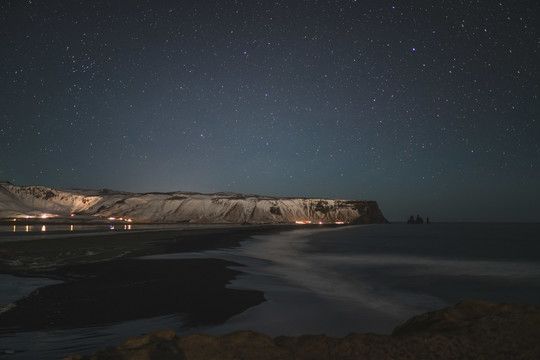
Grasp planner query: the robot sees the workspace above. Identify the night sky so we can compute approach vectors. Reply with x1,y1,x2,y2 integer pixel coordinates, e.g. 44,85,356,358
1,1,538,222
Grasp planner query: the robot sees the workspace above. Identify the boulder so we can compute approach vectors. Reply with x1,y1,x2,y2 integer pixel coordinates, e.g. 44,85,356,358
63,300,540,360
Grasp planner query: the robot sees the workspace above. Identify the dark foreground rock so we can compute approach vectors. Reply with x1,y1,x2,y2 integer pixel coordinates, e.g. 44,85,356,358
64,300,540,360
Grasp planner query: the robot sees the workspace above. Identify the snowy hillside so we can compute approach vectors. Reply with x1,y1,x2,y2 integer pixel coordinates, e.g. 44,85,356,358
0,182,388,224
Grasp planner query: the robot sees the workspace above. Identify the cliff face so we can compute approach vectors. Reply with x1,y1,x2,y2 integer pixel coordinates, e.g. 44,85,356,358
0,182,388,224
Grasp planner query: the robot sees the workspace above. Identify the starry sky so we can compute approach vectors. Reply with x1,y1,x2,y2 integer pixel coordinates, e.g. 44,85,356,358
1,1,539,222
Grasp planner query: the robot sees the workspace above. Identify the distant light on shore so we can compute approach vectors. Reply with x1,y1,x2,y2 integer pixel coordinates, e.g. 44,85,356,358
107,216,133,222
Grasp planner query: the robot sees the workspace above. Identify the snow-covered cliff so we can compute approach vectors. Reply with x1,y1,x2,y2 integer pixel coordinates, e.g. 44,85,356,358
0,182,388,224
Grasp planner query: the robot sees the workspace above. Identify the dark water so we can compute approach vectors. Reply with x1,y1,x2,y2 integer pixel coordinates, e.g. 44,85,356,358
1,223,539,359
351,224,537,304
306,223,540,305
199,223,540,337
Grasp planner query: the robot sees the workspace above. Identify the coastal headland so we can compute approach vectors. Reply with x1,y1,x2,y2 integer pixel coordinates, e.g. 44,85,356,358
0,182,389,225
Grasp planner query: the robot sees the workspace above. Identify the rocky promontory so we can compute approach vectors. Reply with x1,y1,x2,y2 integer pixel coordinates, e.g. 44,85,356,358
0,182,388,224
64,300,540,360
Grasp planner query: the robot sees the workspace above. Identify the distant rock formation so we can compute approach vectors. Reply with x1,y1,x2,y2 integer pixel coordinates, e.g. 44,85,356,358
63,300,540,360
0,183,388,224
407,214,424,224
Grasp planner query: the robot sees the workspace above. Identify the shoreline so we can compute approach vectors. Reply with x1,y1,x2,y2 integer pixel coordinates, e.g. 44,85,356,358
0,258,266,334
0,224,304,336
1,223,540,359
0,224,301,276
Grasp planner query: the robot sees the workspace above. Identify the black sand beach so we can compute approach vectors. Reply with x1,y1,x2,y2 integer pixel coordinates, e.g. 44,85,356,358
0,258,265,333
0,225,294,334
0,225,295,275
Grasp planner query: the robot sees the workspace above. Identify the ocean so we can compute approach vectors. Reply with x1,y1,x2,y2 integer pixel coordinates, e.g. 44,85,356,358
1,223,539,359
178,222,540,336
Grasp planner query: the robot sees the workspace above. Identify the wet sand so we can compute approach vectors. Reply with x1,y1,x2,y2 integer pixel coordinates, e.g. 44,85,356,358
0,225,296,334
0,258,265,333
0,225,296,274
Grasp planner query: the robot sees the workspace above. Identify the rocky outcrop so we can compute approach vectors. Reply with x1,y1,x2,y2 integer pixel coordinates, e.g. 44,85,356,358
64,300,540,360
0,182,388,224
407,214,424,224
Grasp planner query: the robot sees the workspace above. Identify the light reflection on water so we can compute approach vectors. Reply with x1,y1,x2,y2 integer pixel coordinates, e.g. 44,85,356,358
0,224,138,242
1,223,237,236
4,224,134,234
0,223,238,243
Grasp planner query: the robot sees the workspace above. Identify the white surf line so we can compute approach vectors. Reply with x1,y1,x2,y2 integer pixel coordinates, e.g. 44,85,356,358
226,232,416,317
141,226,448,317
307,253,540,279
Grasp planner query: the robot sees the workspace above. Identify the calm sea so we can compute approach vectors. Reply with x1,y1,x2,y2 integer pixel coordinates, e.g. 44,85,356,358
1,223,539,359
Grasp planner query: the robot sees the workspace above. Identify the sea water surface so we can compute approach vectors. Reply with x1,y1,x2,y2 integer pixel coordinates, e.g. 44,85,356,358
1,223,539,359
152,223,540,336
